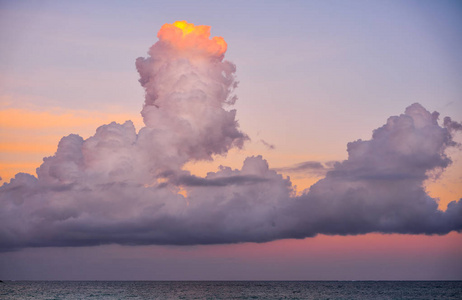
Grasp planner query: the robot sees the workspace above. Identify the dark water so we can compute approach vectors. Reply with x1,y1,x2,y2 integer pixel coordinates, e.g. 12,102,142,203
1,281,461,299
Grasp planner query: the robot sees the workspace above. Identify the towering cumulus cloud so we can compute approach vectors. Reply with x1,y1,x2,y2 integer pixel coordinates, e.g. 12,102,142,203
136,21,246,168
0,21,461,251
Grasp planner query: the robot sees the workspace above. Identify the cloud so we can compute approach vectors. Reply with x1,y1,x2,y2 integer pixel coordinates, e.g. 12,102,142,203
444,116,462,133
135,21,247,165
260,139,275,150
172,174,269,187
287,103,462,237
273,161,336,176
0,21,461,251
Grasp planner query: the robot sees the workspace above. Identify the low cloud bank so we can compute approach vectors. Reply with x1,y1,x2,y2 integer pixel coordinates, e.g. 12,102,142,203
1,21,461,251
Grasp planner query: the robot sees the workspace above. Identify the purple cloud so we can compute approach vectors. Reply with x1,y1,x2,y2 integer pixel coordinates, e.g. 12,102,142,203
0,24,461,251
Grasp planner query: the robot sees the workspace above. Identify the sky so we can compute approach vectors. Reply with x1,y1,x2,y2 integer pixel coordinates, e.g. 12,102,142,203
0,0,462,280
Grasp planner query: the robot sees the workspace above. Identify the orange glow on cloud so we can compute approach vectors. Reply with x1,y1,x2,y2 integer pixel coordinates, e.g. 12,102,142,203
178,187,188,200
158,21,227,57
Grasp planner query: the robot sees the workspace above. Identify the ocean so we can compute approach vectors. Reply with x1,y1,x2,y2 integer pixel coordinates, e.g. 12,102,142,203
1,281,461,299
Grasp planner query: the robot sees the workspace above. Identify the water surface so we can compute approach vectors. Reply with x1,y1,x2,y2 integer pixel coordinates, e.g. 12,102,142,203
1,280,461,299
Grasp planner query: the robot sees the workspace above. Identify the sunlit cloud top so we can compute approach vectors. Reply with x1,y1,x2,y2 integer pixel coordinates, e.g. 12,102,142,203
157,20,227,57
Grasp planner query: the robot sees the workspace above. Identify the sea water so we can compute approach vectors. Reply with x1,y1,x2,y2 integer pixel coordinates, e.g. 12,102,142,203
1,281,461,299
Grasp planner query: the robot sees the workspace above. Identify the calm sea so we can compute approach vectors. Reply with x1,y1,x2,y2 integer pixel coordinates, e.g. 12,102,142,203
0,281,461,299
